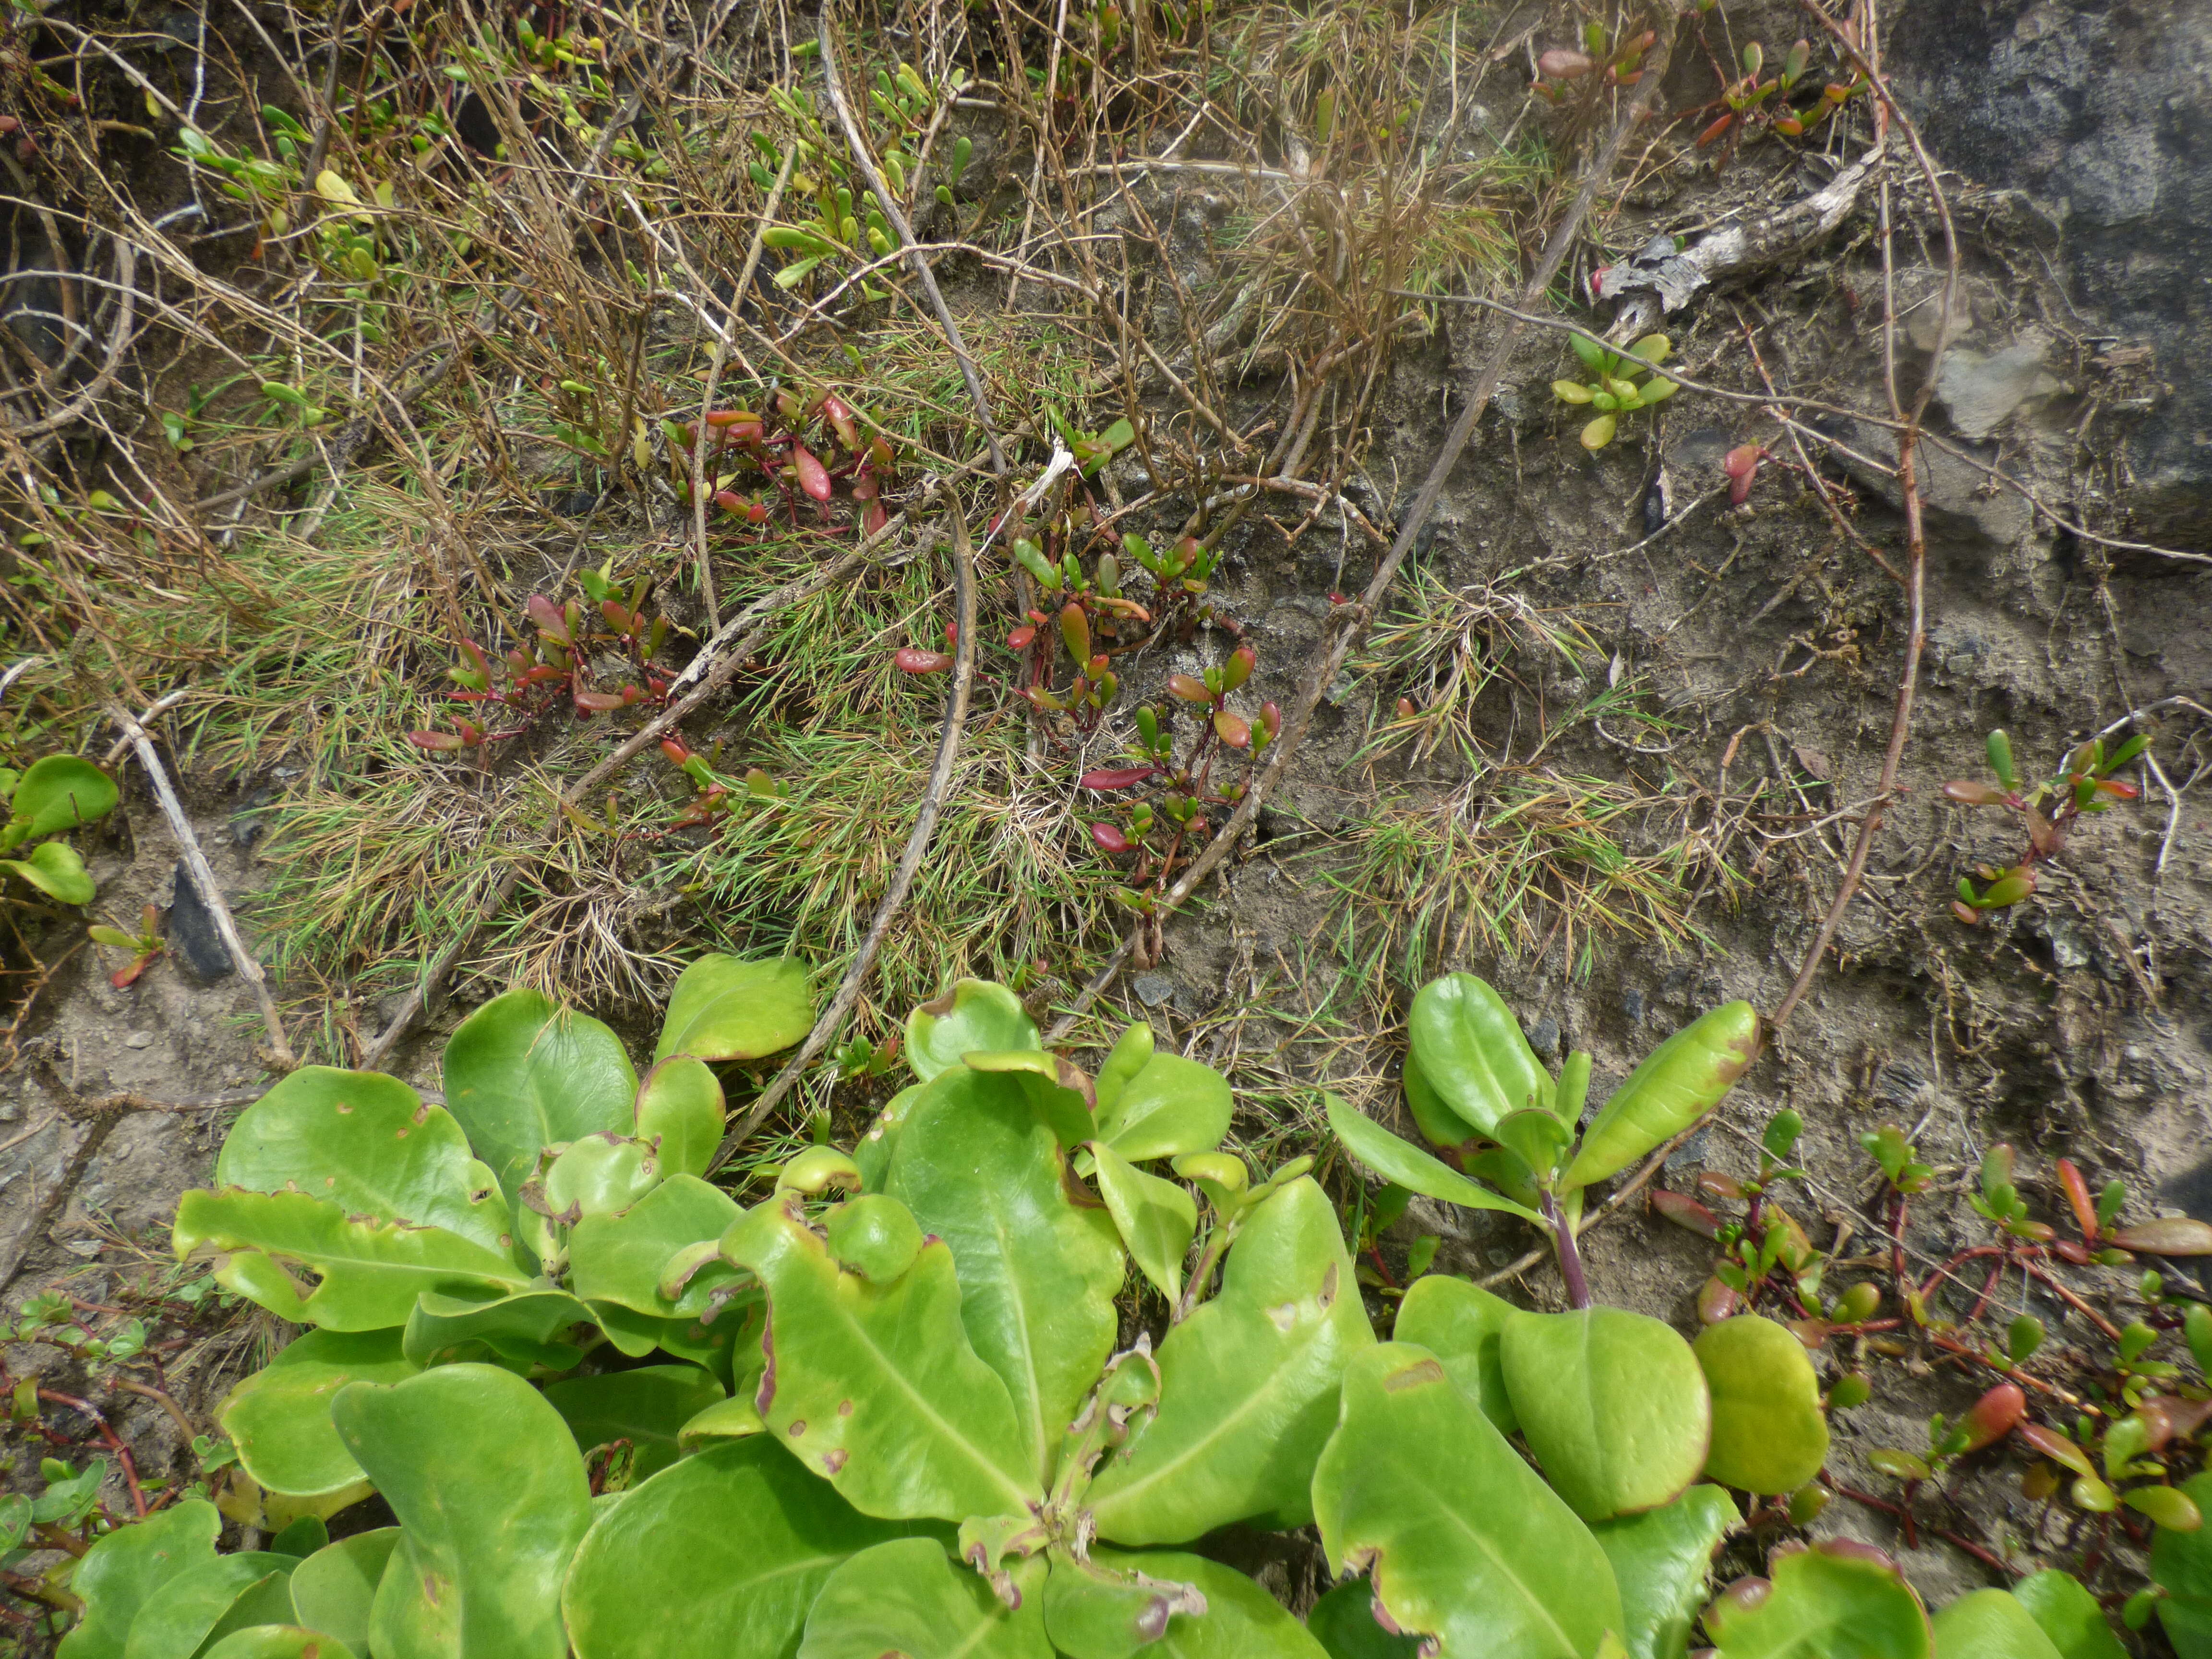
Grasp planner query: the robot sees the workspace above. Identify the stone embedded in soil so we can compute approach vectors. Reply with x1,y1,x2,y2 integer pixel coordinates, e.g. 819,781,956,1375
1132,973,1174,1009
167,857,235,982
1526,1016,1561,1059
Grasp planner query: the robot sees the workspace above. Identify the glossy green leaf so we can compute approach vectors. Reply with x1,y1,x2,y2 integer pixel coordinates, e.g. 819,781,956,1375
906,979,1039,1080
4,839,95,902
676,1392,764,1448
1094,1023,1155,1118
1711,1542,1928,1659
1406,973,1554,1139
2010,1570,2128,1659
57,1499,220,1659
543,1364,723,1480
1694,1316,1829,1494
335,1364,593,1659
219,1329,421,1496
175,1189,529,1330
568,1173,744,1316
401,1286,595,1369
633,1057,724,1180
201,1629,359,1659
1088,1177,1376,1544
961,1049,1099,1149
1088,1550,1330,1657
2153,1472,2212,1657
1932,1590,2064,1659
121,1554,296,1659
1393,1274,1518,1434
722,1195,1041,1523
1324,1095,1543,1224
288,1529,399,1658
1043,1551,1200,1658
1590,1485,1739,1659
1304,1580,1421,1659
266,1518,327,1562
654,954,814,1064
854,1082,925,1190
215,1068,512,1254
1090,1140,1195,1304
1313,1342,1623,1659
797,1538,1048,1659
9,755,119,841
1565,1003,1759,1190
564,1438,924,1659
1501,1308,1711,1522
883,1067,1123,1482
1400,1052,1472,1151
443,988,637,1201
1093,1053,1233,1163
538,1134,659,1220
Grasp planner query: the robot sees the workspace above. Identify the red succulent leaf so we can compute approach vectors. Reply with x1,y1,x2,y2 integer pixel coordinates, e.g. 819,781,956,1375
820,394,861,451
527,594,572,644
1650,1188,1721,1238
2055,1159,2100,1242
1089,822,1133,854
793,444,833,503
1723,443,1767,505
1940,780,2009,807
1697,112,1736,147
713,489,745,514
894,648,954,674
2096,777,2140,799
1214,710,1251,748
660,739,693,765
1007,625,1038,650
1079,765,1157,791
408,730,469,751
1960,1383,2026,1452
1166,673,1211,704
1538,48,1593,78
574,690,627,713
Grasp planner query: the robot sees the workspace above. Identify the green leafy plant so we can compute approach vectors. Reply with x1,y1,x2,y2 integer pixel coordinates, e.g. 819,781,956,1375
87,903,167,988
0,755,120,905
1686,24,1868,157
1943,728,2145,922
666,386,902,536
1528,22,1659,102
1552,333,1677,450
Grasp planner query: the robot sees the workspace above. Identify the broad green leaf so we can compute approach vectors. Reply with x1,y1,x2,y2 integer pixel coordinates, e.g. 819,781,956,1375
883,1067,1123,1482
1406,972,1553,1139
202,1630,358,1659
1393,1274,1517,1434
1710,1542,1928,1659
1044,1552,1206,1658
215,1068,512,1253
564,1439,924,1659
1400,1052,1473,1150
676,1393,764,1449
1590,1485,1739,1659
543,1364,724,1480
586,1297,750,1377
175,1189,529,1330
538,1134,659,1219
289,1530,399,1657
1094,1023,1154,1118
1088,1177,1376,1544
1693,1316,1829,1494
2154,1473,2212,1658
267,1518,328,1560
57,1499,219,1659
1094,1053,1232,1163
402,1287,595,1369
1565,1003,1759,1190
1323,1095,1543,1224
854,1082,925,1190
122,1554,296,1659
2011,1570,2128,1659
654,954,814,1064
633,1057,724,1179
8,754,119,841
722,1197,1042,1523
1091,1141,1196,1303
219,1329,421,1496
443,987,638,1201
1501,1308,1711,1522
1304,1580,1421,1659
1932,1590,2064,1659
1312,1342,1622,1659
962,1049,1099,1149
1088,1550,1331,1657
906,979,1039,1080
567,1173,744,1316
335,1364,593,1659
4,839,95,902
797,1538,1049,1659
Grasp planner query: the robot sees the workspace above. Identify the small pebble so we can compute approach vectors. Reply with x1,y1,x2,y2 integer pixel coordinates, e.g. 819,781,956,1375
1132,973,1175,1009
1525,1016,1561,1060
1621,986,1646,1024
123,1031,156,1049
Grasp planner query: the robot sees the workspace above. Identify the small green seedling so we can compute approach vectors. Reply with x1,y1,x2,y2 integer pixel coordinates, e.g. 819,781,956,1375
88,903,167,989
1553,332,1677,449
0,755,119,905
1944,727,2145,922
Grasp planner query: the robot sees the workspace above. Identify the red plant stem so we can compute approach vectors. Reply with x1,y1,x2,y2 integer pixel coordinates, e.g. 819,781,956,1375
37,1389,146,1517
1542,1192,1593,1311
1822,1478,2019,1575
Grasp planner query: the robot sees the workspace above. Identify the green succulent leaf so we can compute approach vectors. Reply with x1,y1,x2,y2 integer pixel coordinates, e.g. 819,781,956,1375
443,988,638,1202
565,1440,931,1659
1323,1096,1543,1225
2153,1472,2212,1657
961,1050,1099,1150
1406,973,1555,1139
1569,332,1609,374
1093,1052,1233,1163
401,1287,597,1370
797,1539,1048,1659
543,1364,724,1480
1043,1552,1205,1659
906,978,1040,1080
335,1364,593,1659
1501,1308,1712,1522
1710,1542,1929,1659
288,1530,400,1659
2010,1570,2128,1659
121,1553,298,1659
56,1499,220,1659
1076,1549,1332,1657
654,954,814,1064
1304,1580,1421,1658
1582,413,1619,447
4,839,96,903
201,1630,358,1659
1400,1052,1472,1151
218,1329,421,1497
1693,1315,1829,1494
174,1189,530,1330
883,1066,1123,1483
567,1173,744,1317
721,1195,1042,1523
1393,1273,1519,1434
1091,1140,1197,1304
1565,1002,1760,1190
1094,1022,1155,1118
1589,1485,1740,1659
1313,1343,1623,1659
632,1057,725,1180
539,1134,659,1220
1087,1177,1376,1544
7,754,119,841
1931,1590,2065,1659
215,1068,513,1253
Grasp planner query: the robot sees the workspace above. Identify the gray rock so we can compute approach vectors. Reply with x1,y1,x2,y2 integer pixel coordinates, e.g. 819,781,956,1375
1664,1128,1711,1172
1132,973,1175,1009
167,858,235,982
1935,333,2062,439
1621,986,1646,1025
1525,1016,1561,1060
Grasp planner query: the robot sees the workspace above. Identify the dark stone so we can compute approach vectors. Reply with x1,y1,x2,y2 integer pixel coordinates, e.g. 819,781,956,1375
1621,986,1647,1025
167,859,235,982
1664,1127,1712,1172
1525,1015,1562,1060
1132,973,1175,1009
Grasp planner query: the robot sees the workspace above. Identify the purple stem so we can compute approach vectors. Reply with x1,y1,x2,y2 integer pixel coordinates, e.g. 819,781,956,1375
1542,1191,1592,1310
